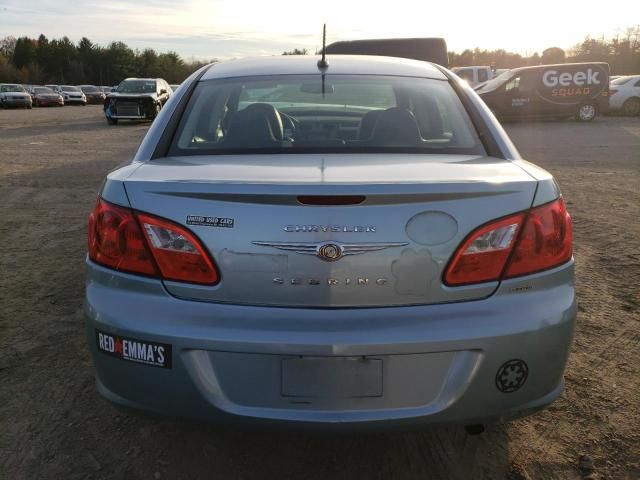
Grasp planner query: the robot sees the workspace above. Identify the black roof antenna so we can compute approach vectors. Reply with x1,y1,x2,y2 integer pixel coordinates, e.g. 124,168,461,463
317,24,329,97
317,24,329,70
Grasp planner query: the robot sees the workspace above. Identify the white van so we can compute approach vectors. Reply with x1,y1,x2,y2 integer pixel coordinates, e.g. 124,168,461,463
451,66,494,86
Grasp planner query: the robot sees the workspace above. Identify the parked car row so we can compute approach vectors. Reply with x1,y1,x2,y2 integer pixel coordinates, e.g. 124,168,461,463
0,82,181,111
1,83,99,108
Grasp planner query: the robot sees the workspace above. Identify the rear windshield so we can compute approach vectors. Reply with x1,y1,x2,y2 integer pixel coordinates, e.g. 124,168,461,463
611,76,632,85
474,71,513,93
170,74,485,156
117,80,156,93
1,84,25,93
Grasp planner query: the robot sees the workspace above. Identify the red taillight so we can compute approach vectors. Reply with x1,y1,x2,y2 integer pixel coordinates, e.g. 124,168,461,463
444,198,572,286
444,212,525,286
504,198,572,278
88,198,219,285
136,213,219,284
88,198,156,276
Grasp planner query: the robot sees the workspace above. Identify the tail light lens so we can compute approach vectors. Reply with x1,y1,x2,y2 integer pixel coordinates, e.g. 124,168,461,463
444,198,572,286
504,198,572,278
88,198,219,285
136,213,219,284
609,89,618,96
88,199,156,276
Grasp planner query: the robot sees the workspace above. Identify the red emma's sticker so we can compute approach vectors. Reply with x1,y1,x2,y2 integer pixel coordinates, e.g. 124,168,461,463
95,329,172,369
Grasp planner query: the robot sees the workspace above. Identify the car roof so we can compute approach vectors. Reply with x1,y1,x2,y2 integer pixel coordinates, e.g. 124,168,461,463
200,55,447,81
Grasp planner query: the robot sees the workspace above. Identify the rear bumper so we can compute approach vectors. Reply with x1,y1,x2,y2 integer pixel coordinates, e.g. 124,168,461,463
2,98,31,107
106,114,149,119
36,98,63,106
85,96,105,104
85,259,576,428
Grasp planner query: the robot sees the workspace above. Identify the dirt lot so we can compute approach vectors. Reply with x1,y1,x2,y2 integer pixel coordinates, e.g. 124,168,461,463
0,106,638,480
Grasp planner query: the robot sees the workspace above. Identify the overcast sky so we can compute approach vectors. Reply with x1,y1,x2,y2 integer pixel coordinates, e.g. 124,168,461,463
1,0,638,60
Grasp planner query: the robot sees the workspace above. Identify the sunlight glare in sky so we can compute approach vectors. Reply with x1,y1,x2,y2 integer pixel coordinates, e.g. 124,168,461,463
1,0,638,59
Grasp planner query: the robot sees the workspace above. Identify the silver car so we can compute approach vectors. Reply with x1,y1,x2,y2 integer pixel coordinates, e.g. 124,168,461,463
86,55,575,429
0,83,33,108
55,85,87,105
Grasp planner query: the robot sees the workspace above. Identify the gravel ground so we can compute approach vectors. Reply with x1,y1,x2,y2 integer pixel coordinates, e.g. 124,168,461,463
0,106,638,480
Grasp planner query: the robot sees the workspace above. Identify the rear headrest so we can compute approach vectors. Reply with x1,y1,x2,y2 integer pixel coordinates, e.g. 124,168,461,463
359,109,383,140
224,103,283,148
370,107,423,146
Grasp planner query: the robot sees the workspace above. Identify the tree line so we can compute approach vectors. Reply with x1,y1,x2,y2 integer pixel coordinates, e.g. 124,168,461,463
0,35,214,85
1,28,638,86
448,26,640,74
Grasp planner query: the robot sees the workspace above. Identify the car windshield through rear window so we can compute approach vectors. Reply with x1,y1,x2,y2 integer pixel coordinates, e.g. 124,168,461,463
117,80,156,93
171,74,485,156
610,76,632,86
1,84,26,92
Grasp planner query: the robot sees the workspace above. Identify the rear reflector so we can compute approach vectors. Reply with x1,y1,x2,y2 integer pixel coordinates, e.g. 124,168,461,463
88,198,219,285
444,198,572,286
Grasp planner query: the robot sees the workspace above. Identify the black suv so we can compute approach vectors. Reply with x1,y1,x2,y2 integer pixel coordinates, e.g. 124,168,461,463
104,78,171,125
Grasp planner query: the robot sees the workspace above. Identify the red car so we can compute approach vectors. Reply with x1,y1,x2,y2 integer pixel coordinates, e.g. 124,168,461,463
79,85,106,104
32,86,64,107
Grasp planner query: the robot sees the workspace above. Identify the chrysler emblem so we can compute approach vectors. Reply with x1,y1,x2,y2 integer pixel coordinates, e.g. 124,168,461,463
318,243,343,261
252,240,408,262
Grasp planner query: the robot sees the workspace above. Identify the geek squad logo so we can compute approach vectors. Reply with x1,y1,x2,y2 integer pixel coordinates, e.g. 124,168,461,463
542,68,602,98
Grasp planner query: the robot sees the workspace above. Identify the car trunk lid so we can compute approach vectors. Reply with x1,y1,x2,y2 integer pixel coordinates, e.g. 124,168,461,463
123,154,537,307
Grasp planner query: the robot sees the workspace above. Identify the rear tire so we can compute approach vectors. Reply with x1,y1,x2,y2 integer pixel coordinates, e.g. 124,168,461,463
575,102,597,122
622,98,640,116
106,117,118,125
